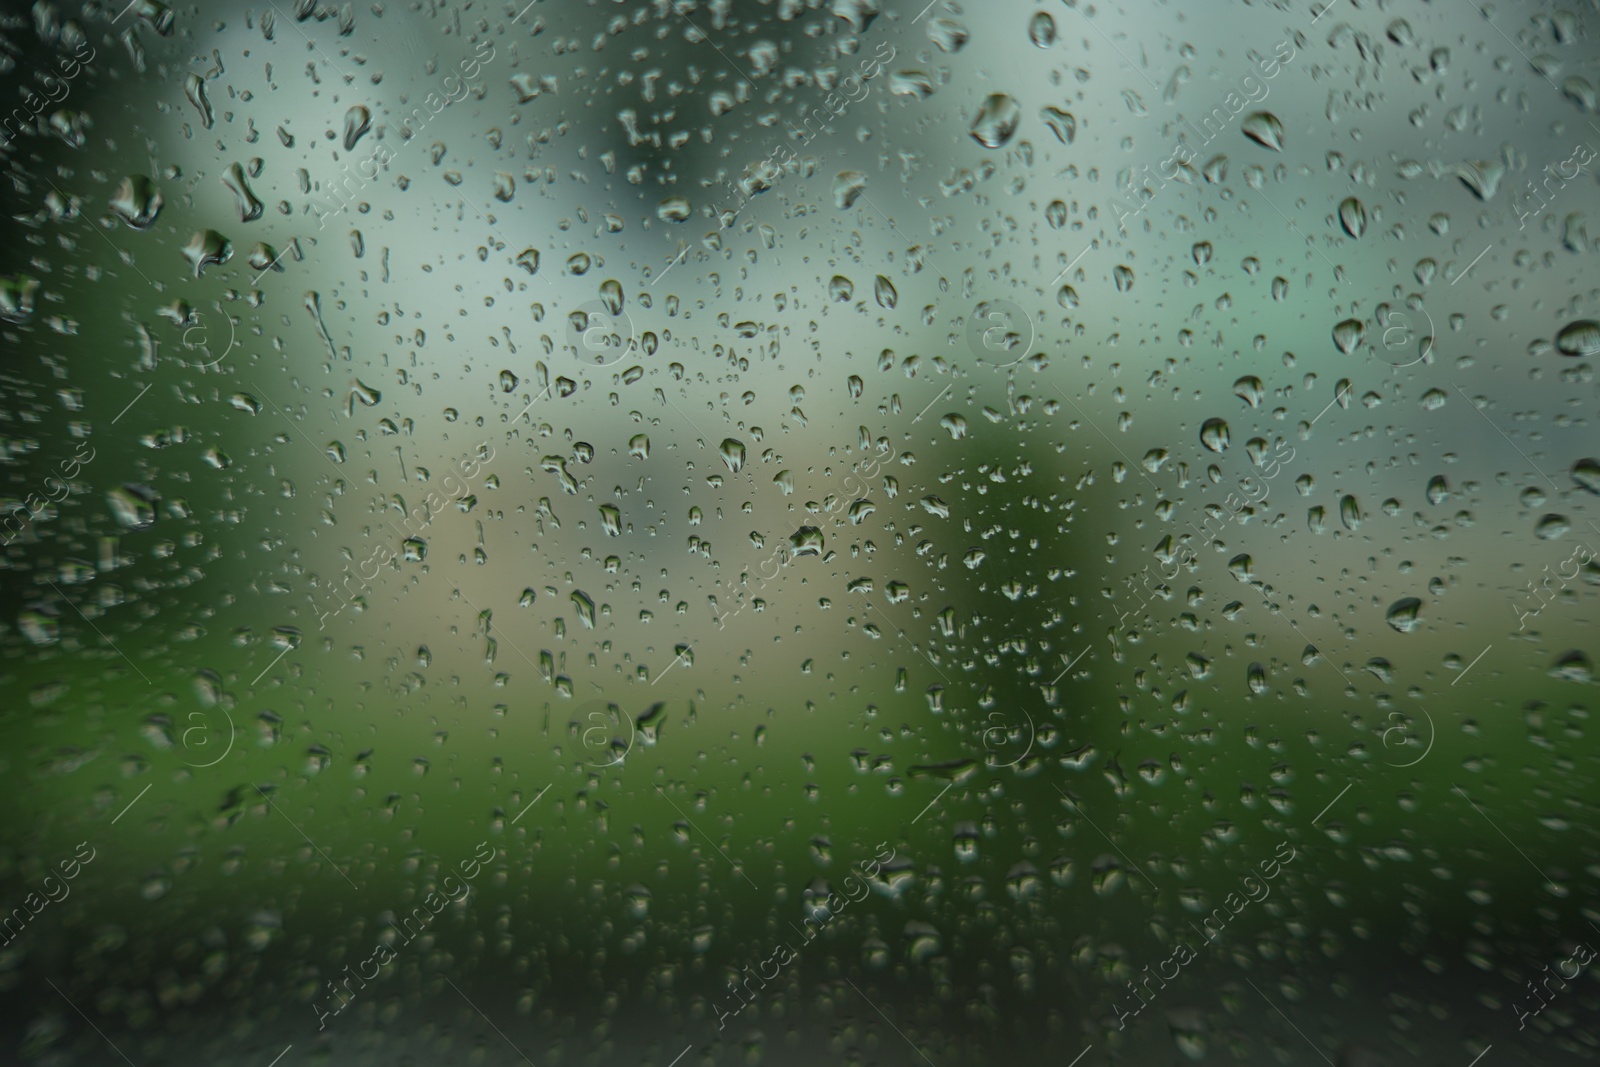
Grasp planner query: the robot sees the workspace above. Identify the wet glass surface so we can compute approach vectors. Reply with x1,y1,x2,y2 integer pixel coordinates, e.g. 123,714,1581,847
1,1,1599,1064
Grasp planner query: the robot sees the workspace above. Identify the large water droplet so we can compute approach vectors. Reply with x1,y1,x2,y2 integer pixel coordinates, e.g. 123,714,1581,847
874,275,897,308
1039,106,1075,145
343,105,372,151
1571,458,1600,495
222,162,263,223
658,195,692,222
1385,597,1422,633
969,94,1021,149
1555,320,1600,357
1233,376,1263,408
833,171,867,209
110,175,163,228
790,526,824,556
1028,11,1055,46
184,73,213,129
1332,318,1365,355
571,590,597,628
1241,111,1283,151
1340,494,1361,530
927,17,969,53
719,438,746,473
1338,196,1366,238
107,484,158,529
182,230,232,277
1456,160,1504,201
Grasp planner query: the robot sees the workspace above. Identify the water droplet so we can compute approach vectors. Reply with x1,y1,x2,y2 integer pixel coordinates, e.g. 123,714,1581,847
969,94,1021,149
1039,106,1075,145
1028,11,1055,46
1338,196,1366,238
1571,458,1600,495
833,0,882,32
0,275,39,324
1241,111,1283,151
571,589,597,628
107,484,158,529
1550,649,1592,683
927,17,969,53
658,196,692,222
1535,514,1571,540
1247,662,1267,694
1200,418,1230,453
184,73,213,129
1385,597,1422,633
1332,318,1365,355
1456,160,1504,201
889,70,937,100
1562,213,1589,254
719,438,746,473
219,161,262,222
1233,376,1263,408
790,526,824,556
1340,494,1361,530
874,275,897,308
110,175,163,228
834,171,867,209
182,230,232,278
1555,320,1600,357
343,105,371,151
